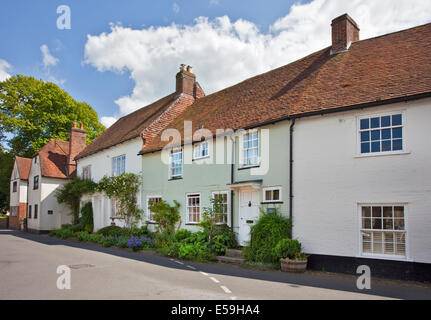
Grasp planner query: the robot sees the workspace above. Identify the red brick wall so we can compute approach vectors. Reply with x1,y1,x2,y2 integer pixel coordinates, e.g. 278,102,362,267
8,203,27,230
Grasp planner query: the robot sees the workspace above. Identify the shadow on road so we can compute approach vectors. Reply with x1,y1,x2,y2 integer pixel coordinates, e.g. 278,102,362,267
2,230,430,300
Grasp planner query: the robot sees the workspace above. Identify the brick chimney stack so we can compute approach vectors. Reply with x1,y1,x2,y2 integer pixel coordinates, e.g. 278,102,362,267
176,64,204,98
67,122,87,177
331,14,360,54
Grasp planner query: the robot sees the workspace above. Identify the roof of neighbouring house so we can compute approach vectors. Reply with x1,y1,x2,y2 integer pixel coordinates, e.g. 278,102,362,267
75,92,179,160
36,139,71,179
14,156,32,180
140,22,431,154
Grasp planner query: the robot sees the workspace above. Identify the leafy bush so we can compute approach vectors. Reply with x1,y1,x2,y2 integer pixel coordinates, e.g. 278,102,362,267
212,224,238,249
128,225,150,237
88,233,103,244
79,202,93,233
54,228,74,239
149,200,181,233
174,229,192,242
76,231,91,242
102,236,119,247
273,238,302,260
97,225,126,237
243,209,292,264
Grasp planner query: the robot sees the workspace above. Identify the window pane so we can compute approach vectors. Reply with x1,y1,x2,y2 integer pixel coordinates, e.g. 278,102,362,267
383,207,393,218
383,218,393,230
372,207,382,218
360,118,369,130
381,129,391,140
392,114,402,126
381,116,391,127
382,140,391,152
371,130,380,141
371,141,380,152
372,218,382,229
393,139,403,151
361,142,370,154
362,218,371,229
394,207,404,218
371,117,380,128
360,131,370,142
392,127,402,139
362,207,371,218
273,189,280,201
394,219,405,230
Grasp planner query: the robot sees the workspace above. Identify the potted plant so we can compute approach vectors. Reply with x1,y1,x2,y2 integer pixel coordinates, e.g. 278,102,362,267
274,238,308,273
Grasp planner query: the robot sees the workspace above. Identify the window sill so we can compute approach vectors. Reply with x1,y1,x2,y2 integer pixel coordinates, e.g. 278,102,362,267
168,177,183,181
357,254,411,262
261,201,283,205
185,223,200,226
146,221,158,225
238,165,260,171
354,150,410,159
193,156,210,161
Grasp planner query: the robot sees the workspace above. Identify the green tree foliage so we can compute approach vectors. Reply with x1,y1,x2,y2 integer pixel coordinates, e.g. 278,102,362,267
97,173,142,229
149,200,181,234
0,147,13,213
0,75,105,157
55,178,98,224
199,196,227,245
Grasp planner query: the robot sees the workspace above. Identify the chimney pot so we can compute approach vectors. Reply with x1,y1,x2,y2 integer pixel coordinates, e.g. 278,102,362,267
176,64,196,97
331,14,359,54
72,122,77,128
80,123,84,130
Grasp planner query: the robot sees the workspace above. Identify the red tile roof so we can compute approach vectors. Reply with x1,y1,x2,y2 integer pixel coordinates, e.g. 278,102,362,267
141,22,431,153
75,93,178,160
36,139,71,179
15,157,31,180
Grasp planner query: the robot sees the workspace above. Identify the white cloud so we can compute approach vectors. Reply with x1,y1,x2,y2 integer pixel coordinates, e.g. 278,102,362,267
0,59,12,81
40,44,59,68
210,0,220,5
172,2,180,14
101,116,118,128
84,0,431,117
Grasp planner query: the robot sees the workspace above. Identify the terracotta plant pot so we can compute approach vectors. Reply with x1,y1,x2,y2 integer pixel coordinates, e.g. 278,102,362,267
280,258,307,273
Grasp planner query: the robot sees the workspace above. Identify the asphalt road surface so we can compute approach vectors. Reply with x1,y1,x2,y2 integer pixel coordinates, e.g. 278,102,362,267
0,230,430,300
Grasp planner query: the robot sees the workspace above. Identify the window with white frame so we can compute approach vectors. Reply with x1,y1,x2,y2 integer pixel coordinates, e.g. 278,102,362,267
263,187,282,203
169,149,183,179
147,196,162,222
33,175,39,190
360,205,406,257
241,131,259,167
186,194,200,224
212,191,229,224
112,155,126,176
82,165,92,180
359,113,403,154
193,141,209,160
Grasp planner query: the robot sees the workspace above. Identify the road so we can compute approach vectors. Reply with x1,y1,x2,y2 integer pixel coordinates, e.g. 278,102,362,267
0,230,430,300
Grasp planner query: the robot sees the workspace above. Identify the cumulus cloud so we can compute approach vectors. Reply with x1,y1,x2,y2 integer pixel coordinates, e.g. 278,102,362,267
84,0,431,117
101,116,118,128
40,44,59,68
0,59,12,81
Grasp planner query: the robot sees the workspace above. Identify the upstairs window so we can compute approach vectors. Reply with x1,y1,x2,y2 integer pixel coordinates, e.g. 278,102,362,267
13,181,17,193
82,165,92,180
359,113,403,154
241,131,259,167
33,176,39,190
193,141,209,160
169,149,183,179
112,155,126,176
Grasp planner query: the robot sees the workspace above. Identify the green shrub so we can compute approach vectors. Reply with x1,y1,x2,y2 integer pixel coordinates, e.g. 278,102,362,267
79,202,93,233
128,225,150,237
149,200,181,233
273,238,302,260
212,224,238,249
57,228,74,239
243,209,292,264
174,229,192,242
102,236,118,247
96,225,125,237
88,233,103,244
76,231,91,242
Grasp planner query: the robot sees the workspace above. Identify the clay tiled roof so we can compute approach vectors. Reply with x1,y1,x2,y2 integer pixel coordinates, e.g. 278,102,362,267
141,23,431,153
37,139,70,179
15,156,31,180
76,93,178,160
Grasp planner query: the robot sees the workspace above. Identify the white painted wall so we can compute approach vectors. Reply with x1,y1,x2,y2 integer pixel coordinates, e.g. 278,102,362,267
77,138,143,230
27,156,41,230
39,177,73,230
9,163,20,207
293,98,431,264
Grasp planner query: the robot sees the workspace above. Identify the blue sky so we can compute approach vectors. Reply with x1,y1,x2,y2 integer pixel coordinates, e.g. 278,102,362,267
1,0,430,128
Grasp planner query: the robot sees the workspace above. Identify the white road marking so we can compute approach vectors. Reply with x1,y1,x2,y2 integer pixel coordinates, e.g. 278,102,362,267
200,271,209,276
220,286,232,294
210,277,220,283
187,265,196,270
230,296,237,300
174,260,184,265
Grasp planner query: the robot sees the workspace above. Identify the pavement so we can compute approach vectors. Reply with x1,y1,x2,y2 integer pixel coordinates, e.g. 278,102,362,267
0,230,430,300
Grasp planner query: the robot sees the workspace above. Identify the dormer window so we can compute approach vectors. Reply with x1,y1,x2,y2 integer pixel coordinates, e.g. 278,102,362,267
169,148,183,180
193,141,209,160
12,181,17,193
33,175,39,190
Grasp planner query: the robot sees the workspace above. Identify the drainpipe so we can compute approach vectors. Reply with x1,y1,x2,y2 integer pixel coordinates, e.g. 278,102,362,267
229,133,235,232
289,118,296,237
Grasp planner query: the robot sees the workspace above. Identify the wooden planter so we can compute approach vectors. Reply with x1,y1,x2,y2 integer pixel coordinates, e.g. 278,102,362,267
280,258,307,273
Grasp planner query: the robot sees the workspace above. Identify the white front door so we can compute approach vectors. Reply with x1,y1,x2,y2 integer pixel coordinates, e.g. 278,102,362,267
238,189,260,246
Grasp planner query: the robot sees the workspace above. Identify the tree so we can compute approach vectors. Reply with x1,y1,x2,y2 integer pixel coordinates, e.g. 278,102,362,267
149,200,181,234
0,75,105,157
